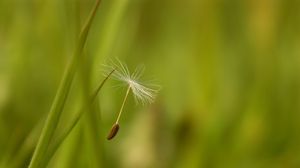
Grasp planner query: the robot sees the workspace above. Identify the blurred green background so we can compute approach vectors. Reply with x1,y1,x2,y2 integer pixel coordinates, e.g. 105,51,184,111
1,0,300,167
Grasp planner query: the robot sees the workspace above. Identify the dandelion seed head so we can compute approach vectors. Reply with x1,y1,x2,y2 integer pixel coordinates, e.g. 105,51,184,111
103,59,160,105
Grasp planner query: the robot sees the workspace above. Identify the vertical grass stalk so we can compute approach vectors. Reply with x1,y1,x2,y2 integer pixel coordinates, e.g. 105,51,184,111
28,0,102,167
41,69,115,167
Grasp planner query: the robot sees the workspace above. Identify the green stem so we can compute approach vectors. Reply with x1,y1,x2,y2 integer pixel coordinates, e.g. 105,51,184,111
41,69,115,167
28,1,102,167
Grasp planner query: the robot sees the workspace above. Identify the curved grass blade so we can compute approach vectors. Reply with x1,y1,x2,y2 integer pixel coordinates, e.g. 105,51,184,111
28,1,102,167
41,69,115,167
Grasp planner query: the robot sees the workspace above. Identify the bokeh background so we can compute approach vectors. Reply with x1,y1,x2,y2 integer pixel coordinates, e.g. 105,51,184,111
1,0,300,167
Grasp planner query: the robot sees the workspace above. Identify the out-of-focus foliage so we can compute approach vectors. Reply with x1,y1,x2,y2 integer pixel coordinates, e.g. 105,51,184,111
1,0,300,167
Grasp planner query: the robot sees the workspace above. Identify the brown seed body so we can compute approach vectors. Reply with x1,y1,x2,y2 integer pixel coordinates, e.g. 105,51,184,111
107,123,120,140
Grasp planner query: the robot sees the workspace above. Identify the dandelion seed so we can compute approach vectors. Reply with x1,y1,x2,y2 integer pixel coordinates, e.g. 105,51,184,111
103,59,160,104
104,59,160,140
107,123,119,140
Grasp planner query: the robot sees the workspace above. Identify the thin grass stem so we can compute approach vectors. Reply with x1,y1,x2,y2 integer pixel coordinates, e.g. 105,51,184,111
28,1,102,167
41,69,115,167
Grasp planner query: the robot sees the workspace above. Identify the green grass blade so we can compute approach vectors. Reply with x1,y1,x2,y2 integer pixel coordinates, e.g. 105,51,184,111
28,1,102,168
41,69,115,167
